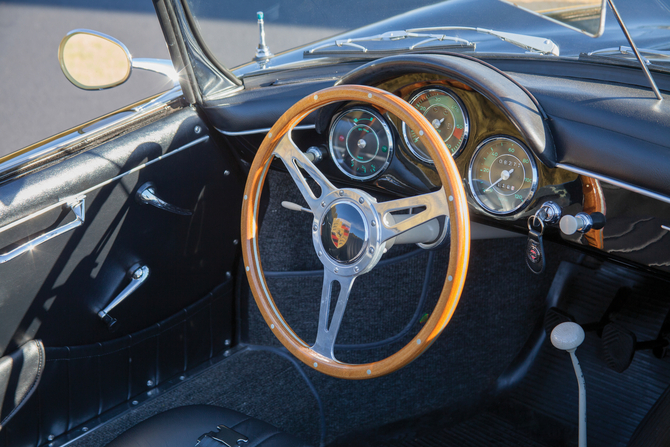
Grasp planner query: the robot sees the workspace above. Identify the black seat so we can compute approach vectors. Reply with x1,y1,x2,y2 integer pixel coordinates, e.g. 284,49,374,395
106,405,311,447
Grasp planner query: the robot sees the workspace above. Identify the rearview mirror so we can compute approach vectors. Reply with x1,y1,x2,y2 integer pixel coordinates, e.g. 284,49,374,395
499,0,607,37
58,30,132,90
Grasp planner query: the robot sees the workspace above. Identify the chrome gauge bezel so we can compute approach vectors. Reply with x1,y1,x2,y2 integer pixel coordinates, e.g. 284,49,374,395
401,87,470,164
467,136,539,216
328,107,394,181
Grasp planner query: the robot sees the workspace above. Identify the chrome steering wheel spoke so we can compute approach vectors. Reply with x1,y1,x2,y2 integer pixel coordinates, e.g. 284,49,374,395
311,270,356,360
375,187,449,243
274,133,336,212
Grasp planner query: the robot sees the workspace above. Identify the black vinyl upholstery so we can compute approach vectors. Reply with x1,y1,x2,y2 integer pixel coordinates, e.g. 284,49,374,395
105,405,311,447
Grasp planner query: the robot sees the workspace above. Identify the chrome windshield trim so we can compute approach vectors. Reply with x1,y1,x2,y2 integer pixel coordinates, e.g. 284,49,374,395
216,124,316,136
556,163,670,205
0,86,184,176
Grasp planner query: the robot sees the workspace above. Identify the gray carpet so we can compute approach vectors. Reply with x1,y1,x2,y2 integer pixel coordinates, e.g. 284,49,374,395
68,169,578,446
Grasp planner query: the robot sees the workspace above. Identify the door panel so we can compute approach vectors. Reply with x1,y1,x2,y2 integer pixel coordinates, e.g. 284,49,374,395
0,94,243,446
0,103,241,352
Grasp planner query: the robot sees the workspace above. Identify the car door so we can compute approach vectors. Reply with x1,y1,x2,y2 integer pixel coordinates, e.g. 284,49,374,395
0,7,243,447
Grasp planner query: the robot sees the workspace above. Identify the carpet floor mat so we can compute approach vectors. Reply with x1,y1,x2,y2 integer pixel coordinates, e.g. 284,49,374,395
331,260,670,447
506,260,670,447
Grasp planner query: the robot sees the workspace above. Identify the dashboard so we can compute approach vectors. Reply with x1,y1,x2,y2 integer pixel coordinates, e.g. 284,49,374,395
213,54,670,277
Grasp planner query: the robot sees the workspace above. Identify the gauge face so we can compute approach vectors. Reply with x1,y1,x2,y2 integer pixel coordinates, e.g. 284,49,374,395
468,136,538,215
329,108,393,180
402,88,469,163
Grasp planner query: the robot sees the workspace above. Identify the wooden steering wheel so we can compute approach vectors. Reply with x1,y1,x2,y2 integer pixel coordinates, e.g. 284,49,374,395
241,85,470,379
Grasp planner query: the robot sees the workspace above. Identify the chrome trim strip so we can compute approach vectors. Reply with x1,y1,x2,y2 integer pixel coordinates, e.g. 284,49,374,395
0,86,184,175
78,136,209,197
556,163,670,205
216,124,315,136
0,196,85,264
0,136,208,237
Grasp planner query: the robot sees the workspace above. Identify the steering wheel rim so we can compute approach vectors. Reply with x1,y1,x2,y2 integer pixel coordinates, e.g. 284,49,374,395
241,85,470,379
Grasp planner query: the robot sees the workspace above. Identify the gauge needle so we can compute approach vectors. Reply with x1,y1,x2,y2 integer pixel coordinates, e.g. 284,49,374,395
432,117,445,129
485,169,513,192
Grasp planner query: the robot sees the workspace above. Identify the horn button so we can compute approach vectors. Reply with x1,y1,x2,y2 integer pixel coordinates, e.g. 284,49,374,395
320,202,368,264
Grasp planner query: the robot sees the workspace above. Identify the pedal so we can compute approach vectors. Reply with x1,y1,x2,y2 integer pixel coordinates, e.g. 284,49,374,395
544,307,575,337
602,322,670,373
602,323,636,373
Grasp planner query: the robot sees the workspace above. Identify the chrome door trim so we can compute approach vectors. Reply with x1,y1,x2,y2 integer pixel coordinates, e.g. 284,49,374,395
216,124,316,136
0,86,184,177
0,135,208,258
0,196,85,264
556,163,670,206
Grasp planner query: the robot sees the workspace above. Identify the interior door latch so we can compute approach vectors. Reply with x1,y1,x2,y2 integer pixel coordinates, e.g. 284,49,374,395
98,264,150,329
136,182,192,215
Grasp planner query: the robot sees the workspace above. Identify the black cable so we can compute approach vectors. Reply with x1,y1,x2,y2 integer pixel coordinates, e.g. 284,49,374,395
335,250,435,350
264,248,425,278
244,345,327,447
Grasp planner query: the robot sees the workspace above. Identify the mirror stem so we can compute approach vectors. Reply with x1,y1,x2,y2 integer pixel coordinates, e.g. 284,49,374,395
607,0,663,101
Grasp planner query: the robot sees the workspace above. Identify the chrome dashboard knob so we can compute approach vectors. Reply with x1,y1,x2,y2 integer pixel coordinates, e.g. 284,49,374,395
560,212,605,235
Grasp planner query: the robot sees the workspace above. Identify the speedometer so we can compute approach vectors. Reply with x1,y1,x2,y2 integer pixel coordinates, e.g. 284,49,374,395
468,136,538,215
402,87,469,163
329,107,393,181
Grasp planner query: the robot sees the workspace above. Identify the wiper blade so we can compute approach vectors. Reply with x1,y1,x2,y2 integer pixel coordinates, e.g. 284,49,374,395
305,27,559,57
306,30,474,55
586,46,670,65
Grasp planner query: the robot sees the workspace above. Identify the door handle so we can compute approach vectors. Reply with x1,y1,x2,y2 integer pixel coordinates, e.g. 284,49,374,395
98,265,149,329
136,182,192,215
0,196,86,264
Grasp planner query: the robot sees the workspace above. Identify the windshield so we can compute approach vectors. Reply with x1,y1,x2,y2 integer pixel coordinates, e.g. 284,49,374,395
183,0,670,73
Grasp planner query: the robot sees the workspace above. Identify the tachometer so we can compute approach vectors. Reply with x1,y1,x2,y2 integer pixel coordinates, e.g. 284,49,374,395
329,108,393,180
468,136,538,215
402,87,469,163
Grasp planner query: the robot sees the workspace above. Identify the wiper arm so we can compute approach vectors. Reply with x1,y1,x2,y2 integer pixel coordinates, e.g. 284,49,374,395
307,30,474,54
409,27,559,56
306,27,559,56
586,46,670,65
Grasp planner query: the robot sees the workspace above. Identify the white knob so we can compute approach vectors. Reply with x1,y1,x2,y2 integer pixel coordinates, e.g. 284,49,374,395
551,322,585,351
559,215,579,235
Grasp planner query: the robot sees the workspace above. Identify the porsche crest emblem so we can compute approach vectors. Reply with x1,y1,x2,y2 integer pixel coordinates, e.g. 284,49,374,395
331,218,351,249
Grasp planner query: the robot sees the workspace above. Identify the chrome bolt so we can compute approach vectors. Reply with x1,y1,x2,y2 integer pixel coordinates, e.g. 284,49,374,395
225,339,231,346
354,266,359,273
371,220,376,227
233,239,239,245
132,400,139,406
334,267,339,273
226,271,231,278
339,190,345,196
359,197,364,204
147,380,154,387
369,247,375,254
179,375,186,381
194,125,202,134
224,350,231,357
224,170,230,176
313,224,318,231
48,435,55,441
318,251,323,256
82,427,88,432
321,201,326,207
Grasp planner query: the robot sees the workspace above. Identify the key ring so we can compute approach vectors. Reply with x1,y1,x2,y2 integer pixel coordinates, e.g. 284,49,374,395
528,213,545,234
